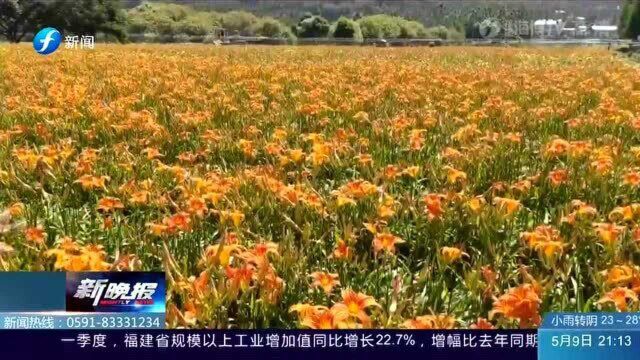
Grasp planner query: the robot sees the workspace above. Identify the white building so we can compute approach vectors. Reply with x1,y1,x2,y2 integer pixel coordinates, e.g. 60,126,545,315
533,19,563,38
591,25,618,39
577,25,588,37
561,27,575,37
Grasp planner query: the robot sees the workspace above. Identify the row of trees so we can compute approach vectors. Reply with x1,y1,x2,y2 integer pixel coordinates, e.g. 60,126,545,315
298,13,463,41
0,0,462,43
170,0,620,32
0,0,126,42
620,0,640,39
7,0,639,43
127,3,463,41
127,2,293,39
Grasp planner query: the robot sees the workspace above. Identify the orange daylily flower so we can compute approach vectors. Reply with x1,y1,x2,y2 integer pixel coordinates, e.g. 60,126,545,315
129,190,150,205
598,287,638,311
298,305,349,329
521,225,565,261
8,203,23,217
335,289,380,327
310,142,331,167
142,147,163,160
219,210,245,227
164,212,192,232
603,265,637,287
402,165,420,178
338,180,378,199
623,171,640,187
202,243,244,268
440,246,468,264
186,196,207,217
146,222,169,236
543,138,570,158
466,196,486,214
225,264,254,294
561,200,598,225
289,303,328,321
333,239,351,260
442,147,463,161
593,222,624,247
590,153,614,175
493,197,521,216
377,194,396,218
402,314,456,329
481,265,498,291
355,153,373,166
75,174,109,190
45,237,111,271
288,148,305,163
96,197,124,212
490,284,542,328
239,242,279,268
423,193,446,220
444,166,467,185
548,169,568,186
382,165,400,180
25,226,46,245
470,317,495,329
372,232,405,255
609,204,639,223
408,129,425,150
310,271,340,294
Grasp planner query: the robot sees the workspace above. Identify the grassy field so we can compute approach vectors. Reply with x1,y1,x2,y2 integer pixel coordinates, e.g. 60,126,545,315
0,44,639,329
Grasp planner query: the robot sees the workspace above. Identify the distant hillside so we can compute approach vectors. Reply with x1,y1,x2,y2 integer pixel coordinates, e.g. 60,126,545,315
121,0,622,26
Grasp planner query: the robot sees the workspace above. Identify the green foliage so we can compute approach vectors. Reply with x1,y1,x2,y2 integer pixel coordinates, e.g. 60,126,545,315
127,12,149,34
356,14,430,39
2,45,632,327
0,0,47,42
621,0,632,36
331,16,362,40
424,25,448,39
154,15,177,36
357,14,402,39
126,3,290,41
173,33,190,43
620,0,640,39
0,0,127,42
128,2,193,35
137,2,189,22
42,0,128,41
443,27,465,41
221,10,258,35
329,14,462,41
250,17,292,39
0,0,464,44
177,13,219,36
295,14,330,38
160,4,188,21
399,20,427,38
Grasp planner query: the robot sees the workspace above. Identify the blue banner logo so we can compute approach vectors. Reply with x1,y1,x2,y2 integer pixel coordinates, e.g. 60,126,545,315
33,27,62,55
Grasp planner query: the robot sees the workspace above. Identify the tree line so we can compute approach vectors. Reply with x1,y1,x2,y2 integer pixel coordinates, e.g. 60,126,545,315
0,0,126,43
141,0,620,30
620,0,640,39
1,0,634,43
0,0,464,43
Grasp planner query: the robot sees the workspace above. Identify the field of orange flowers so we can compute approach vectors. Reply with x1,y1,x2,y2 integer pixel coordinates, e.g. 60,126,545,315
1,44,640,329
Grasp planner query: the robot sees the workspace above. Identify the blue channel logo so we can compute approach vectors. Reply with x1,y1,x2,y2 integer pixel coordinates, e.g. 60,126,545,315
33,27,62,55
